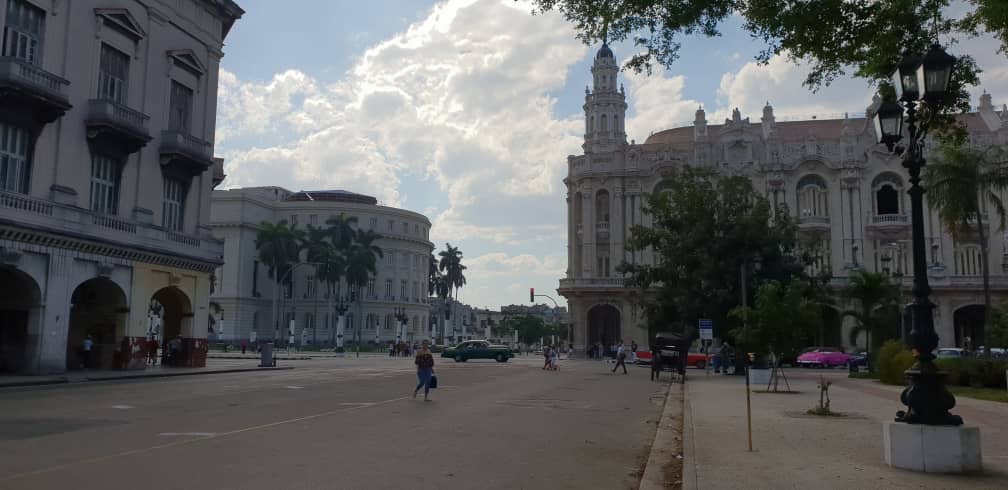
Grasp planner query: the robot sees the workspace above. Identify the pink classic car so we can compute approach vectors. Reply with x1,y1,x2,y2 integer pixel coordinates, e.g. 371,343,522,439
796,347,852,368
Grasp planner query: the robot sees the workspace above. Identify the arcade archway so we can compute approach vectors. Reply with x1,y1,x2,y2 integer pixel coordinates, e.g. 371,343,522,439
68,278,128,370
0,267,42,373
954,305,985,350
587,304,621,350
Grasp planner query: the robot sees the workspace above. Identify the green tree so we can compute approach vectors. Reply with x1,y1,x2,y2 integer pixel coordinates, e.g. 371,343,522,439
988,301,1008,349
924,143,1008,352
530,0,993,117
255,220,300,336
730,280,819,389
437,244,468,341
843,270,900,363
346,229,383,350
512,315,547,346
620,166,804,347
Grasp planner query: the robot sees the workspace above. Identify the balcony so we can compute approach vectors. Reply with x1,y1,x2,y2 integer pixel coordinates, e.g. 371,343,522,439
797,215,831,231
159,130,215,176
596,221,610,237
0,190,222,265
558,277,627,294
0,57,71,124
86,99,152,154
212,158,226,187
576,223,583,236
867,214,909,237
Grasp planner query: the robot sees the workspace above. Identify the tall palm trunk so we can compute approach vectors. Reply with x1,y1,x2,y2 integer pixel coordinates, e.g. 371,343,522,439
974,202,993,355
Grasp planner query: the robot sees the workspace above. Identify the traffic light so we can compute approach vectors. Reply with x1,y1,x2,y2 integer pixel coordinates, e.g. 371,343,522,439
530,287,535,303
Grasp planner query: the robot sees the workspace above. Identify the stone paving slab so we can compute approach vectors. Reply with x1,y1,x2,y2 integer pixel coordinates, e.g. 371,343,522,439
683,370,1008,489
0,360,291,388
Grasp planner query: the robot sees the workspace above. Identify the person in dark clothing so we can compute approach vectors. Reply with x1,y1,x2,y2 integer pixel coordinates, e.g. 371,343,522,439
650,343,662,381
413,340,435,401
611,340,627,374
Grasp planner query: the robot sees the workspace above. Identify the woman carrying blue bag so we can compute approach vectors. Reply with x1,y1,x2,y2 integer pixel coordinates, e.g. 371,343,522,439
414,339,436,401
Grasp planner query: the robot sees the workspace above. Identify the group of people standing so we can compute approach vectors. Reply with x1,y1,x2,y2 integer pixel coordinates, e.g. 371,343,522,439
541,345,560,370
390,342,417,357
77,334,184,369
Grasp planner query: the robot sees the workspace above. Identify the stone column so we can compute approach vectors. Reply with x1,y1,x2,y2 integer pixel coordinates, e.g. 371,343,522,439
567,192,574,276
582,188,594,276
38,251,72,374
612,188,624,274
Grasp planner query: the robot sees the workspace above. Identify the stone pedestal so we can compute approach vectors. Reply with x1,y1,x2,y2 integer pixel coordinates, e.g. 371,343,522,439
883,422,982,473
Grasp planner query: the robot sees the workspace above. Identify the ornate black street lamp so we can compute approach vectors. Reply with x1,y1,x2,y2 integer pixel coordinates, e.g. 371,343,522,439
394,306,409,344
873,44,962,426
332,293,350,348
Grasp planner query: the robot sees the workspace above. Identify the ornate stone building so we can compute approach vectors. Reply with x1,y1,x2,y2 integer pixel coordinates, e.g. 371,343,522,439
0,0,242,373
559,44,1008,353
210,187,433,347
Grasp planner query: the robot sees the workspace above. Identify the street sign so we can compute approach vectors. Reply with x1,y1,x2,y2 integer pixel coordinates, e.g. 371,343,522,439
699,319,713,340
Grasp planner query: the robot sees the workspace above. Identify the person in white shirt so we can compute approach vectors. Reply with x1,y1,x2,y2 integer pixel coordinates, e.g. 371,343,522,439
82,335,94,369
611,340,627,374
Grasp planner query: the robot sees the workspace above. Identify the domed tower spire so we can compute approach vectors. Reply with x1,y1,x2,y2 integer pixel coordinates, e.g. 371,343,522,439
583,42,628,153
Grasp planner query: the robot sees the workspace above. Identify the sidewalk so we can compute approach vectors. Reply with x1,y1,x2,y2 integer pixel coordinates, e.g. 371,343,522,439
683,371,1008,489
0,358,291,388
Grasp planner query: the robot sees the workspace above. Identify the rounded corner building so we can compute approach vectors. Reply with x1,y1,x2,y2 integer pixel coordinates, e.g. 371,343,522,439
210,187,434,347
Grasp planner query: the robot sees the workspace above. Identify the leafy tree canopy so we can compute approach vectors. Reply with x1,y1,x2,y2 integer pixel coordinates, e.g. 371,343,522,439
620,166,805,341
531,0,1004,114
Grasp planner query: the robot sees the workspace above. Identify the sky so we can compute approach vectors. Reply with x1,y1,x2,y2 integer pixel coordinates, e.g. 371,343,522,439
215,0,1008,311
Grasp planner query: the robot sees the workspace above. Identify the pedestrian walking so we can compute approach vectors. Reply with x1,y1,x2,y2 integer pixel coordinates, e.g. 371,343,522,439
612,340,627,374
650,341,662,381
241,341,247,355
630,341,638,363
550,346,559,370
119,336,131,369
542,345,552,370
82,334,94,369
413,340,435,401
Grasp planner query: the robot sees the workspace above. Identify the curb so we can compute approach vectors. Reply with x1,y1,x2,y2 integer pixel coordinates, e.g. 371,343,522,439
639,381,684,490
682,382,697,490
0,366,294,388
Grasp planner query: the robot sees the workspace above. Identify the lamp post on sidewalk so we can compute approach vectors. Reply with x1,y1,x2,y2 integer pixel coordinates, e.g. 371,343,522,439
873,44,962,426
394,306,409,348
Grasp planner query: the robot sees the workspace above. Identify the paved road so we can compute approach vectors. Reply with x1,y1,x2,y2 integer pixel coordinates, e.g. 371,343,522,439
0,357,667,490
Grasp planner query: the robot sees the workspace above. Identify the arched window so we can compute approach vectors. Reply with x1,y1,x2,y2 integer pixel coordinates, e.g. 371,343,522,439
385,314,393,330
876,185,899,215
595,189,610,223
601,114,608,131
796,175,828,217
955,245,983,276
589,116,594,132
614,115,619,132
872,173,904,215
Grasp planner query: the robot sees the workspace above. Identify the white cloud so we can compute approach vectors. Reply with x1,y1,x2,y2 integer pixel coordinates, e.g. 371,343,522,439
623,69,704,143
716,55,875,121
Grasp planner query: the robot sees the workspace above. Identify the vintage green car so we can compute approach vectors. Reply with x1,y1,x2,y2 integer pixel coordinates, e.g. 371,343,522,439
441,340,514,362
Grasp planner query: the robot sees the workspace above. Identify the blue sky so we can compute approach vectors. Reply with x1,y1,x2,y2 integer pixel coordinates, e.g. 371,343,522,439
215,0,1008,310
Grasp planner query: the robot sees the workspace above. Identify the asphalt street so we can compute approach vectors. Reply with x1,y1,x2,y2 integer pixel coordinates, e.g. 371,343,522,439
0,356,667,490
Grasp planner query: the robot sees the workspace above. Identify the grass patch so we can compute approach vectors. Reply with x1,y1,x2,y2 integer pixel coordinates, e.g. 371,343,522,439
949,386,1008,403
751,389,802,394
848,372,878,380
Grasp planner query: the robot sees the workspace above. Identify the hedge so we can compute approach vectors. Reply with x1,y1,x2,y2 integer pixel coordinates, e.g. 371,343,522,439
875,340,1008,388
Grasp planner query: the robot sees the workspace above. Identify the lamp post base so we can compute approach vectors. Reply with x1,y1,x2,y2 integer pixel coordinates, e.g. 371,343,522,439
883,422,982,473
895,359,963,426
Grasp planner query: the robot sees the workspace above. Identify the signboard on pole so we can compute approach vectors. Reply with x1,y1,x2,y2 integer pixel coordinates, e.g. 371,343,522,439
699,319,713,340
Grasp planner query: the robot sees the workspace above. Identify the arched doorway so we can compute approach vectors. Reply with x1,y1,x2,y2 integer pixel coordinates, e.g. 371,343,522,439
954,305,985,350
68,278,128,370
151,287,193,364
587,304,620,350
0,267,42,373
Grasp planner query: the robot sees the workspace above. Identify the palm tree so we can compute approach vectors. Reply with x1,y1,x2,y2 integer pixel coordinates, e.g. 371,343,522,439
345,229,383,355
255,220,299,338
438,244,467,342
843,270,899,363
300,224,348,346
326,213,357,250
924,143,1008,352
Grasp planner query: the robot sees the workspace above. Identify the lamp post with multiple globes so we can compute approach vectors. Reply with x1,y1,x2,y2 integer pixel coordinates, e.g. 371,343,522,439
872,44,963,426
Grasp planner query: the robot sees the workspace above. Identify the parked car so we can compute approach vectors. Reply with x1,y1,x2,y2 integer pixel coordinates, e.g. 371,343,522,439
796,347,852,368
639,351,708,368
935,348,964,359
846,351,869,371
440,340,514,362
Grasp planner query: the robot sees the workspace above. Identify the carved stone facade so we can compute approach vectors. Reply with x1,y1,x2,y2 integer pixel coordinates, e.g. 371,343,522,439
0,0,242,374
560,44,1008,353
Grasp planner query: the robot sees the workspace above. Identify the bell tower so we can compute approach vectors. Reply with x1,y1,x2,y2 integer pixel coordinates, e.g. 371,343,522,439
583,43,627,153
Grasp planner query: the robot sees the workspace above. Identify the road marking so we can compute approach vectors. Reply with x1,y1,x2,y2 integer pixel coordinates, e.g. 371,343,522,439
158,432,216,437
284,385,304,389
0,394,412,483
110,405,133,409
